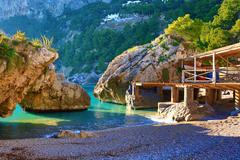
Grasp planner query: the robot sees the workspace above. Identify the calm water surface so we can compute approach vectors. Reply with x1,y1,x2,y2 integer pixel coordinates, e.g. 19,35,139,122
0,85,158,139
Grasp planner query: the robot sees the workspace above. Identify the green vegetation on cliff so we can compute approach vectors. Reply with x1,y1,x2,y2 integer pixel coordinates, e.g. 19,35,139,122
0,0,222,74
58,0,222,73
165,0,240,51
0,32,56,70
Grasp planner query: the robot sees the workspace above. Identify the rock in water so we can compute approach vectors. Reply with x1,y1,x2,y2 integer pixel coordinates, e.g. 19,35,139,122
94,35,193,104
20,69,90,112
0,43,57,117
0,34,90,117
158,102,215,122
54,130,95,138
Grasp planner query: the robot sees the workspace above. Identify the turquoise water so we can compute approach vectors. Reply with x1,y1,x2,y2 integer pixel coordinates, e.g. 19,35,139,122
0,86,158,139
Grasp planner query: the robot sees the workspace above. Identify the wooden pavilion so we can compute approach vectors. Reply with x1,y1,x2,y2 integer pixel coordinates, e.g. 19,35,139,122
127,43,240,110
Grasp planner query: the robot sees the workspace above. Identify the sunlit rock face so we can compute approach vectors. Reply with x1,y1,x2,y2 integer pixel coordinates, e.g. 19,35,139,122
0,42,57,117
0,36,90,117
21,69,90,112
94,35,195,104
0,0,111,20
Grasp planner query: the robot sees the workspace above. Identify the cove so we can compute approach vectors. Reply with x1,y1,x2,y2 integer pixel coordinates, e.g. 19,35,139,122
0,85,158,139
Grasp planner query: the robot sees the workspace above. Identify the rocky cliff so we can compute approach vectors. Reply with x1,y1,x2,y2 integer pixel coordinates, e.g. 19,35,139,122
0,0,111,20
0,33,90,117
94,35,193,104
21,68,90,112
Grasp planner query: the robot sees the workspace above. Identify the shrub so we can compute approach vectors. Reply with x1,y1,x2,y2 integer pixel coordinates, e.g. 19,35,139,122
160,42,170,51
171,39,180,46
41,35,55,51
12,31,27,42
0,43,15,59
31,39,43,48
158,55,168,63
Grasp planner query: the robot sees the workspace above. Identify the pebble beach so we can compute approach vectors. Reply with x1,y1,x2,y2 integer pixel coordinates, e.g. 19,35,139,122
0,114,239,160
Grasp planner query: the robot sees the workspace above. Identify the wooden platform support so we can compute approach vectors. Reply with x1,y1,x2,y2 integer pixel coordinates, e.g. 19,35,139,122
206,89,216,106
234,90,240,109
184,86,194,106
171,87,179,103
157,87,164,101
216,90,222,101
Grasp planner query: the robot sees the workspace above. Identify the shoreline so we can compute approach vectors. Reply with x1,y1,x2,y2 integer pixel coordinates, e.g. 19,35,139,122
0,114,239,160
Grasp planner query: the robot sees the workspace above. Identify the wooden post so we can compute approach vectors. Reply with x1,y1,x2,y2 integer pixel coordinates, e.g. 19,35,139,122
206,89,216,106
194,88,199,100
171,87,179,103
194,57,197,82
157,87,164,102
135,85,140,101
216,90,222,101
132,82,135,97
184,86,194,106
182,70,185,83
234,90,240,109
212,52,216,83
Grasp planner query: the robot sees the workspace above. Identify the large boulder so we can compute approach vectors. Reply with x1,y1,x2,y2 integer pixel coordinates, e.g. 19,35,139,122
158,102,215,122
94,35,193,104
21,68,90,112
0,34,90,117
0,38,57,117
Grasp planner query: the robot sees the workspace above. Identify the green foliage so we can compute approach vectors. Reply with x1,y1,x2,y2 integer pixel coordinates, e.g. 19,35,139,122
41,35,54,51
0,42,16,60
165,0,240,51
31,39,43,48
0,0,223,73
230,19,240,41
212,0,240,29
171,39,180,46
0,35,3,44
176,67,183,75
165,14,203,49
202,27,232,50
12,31,27,42
160,42,169,51
158,55,169,63
162,68,169,82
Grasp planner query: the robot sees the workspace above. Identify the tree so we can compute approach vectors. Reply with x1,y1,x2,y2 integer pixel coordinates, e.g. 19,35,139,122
165,14,203,48
212,0,240,29
230,19,240,41
205,27,232,50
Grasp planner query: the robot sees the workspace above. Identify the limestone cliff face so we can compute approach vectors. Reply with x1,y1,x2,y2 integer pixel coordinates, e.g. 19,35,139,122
21,68,90,112
94,35,193,104
0,41,57,117
0,0,111,20
0,35,90,117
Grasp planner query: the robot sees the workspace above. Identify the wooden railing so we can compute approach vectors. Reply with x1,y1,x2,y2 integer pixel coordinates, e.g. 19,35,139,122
182,68,240,83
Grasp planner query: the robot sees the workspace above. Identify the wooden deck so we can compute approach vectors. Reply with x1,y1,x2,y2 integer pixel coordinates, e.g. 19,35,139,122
135,82,240,90
127,43,240,110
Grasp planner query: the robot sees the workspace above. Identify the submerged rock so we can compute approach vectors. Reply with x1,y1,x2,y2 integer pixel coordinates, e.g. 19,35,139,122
53,130,95,138
20,67,90,112
94,35,193,104
158,102,215,122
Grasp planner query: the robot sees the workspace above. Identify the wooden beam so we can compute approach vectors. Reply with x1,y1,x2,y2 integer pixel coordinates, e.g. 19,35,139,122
206,89,216,106
184,86,194,106
234,90,240,109
194,57,197,82
212,52,216,83
171,87,179,103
